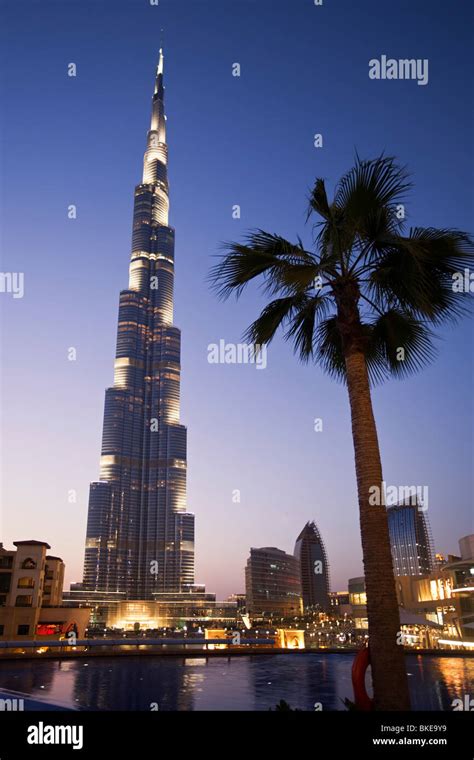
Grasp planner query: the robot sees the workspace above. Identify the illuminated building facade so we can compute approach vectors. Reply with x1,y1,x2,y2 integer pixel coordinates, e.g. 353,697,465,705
245,547,303,619
0,541,89,641
348,574,443,647
329,591,351,617
387,501,434,577
347,534,474,649
440,534,474,643
82,50,195,599
294,521,330,611
348,576,368,630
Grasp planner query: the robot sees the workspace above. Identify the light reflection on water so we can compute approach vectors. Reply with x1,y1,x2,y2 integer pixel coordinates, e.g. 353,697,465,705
0,654,472,711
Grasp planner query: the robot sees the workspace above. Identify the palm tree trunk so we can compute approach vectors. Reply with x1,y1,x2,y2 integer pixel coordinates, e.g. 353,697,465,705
345,349,411,710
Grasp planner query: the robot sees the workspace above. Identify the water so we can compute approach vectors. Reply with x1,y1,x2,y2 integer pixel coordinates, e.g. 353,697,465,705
0,654,472,711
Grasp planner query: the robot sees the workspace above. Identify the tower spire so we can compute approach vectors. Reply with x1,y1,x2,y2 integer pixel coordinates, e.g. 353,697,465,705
156,47,164,80
144,46,168,185
154,46,164,95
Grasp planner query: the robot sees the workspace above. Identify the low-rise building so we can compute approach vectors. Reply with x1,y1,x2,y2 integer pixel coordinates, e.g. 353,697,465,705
0,541,89,642
395,534,474,647
348,577,367,630
345,534,474,650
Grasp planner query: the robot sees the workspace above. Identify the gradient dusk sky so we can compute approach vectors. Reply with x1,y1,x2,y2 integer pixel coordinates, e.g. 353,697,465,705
1,0,472,600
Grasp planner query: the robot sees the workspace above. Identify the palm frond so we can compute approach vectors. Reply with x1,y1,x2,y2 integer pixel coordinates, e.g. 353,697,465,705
367,309,436,379
208,231,318,300
307,178,331,221
243,293,332,356
243,293,309,346
368,228,474,323
313,316,346,380
335,154,411,218
334,155,411,263
284,295,332,361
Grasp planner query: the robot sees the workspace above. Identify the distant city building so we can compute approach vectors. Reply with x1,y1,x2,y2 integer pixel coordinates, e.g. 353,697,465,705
0,541,89,641
434,552,447,569
63,588,239,629
294,521,330,611
348,574,443,648
459,534,474,561
108,596,238,630
387,501,434,576
226,593,246,610
348,576,368,630
329,591,351,617
440,534,474,643
346,534,474,649
245,547,303,619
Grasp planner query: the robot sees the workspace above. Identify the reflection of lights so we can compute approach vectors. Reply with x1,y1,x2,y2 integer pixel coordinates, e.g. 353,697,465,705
438,639,474,648
451,587,474,593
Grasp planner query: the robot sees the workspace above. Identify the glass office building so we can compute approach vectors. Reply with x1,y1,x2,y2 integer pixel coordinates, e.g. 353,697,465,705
81,51,195,599
294,521,330,611
245,547,303,619
387,501,434,577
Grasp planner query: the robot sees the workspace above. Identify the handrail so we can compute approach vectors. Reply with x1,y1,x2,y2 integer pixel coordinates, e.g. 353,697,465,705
0,637,276,649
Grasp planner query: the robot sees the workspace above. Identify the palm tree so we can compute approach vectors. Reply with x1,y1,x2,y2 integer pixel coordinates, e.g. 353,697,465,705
209,155,473,710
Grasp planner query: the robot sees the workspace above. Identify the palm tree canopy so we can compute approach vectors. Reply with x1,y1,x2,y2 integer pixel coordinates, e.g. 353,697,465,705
209,155,474,384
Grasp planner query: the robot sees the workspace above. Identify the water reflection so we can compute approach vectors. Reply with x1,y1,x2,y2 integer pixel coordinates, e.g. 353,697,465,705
408,655,474,710
0,655,471,711
249,654,341,710
73,656,194,711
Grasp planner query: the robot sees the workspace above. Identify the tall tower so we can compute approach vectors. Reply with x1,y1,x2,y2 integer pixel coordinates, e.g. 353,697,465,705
82,51,195,599
294,521,330,611
387,501,433,577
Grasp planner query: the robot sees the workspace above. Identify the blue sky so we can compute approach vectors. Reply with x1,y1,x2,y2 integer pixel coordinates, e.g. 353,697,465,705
1,0,472,598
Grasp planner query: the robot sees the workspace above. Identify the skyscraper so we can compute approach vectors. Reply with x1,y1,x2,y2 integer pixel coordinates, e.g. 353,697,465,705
245,547,303,619
387,501,433,577
294,521,330,611
82,51,195,600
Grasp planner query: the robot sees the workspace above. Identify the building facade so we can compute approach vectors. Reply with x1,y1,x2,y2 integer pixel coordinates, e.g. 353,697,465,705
440,534,474,643
346,535,474,649
410,534,474,646
387,501,434,577
348,574,443,648
0,541,89,641
294,521,330,611
348,576,368,630
81,50,195,600
245,547,303,619
329,591,351,617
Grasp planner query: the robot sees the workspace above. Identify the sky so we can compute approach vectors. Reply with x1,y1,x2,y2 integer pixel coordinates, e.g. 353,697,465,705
0,0,473,600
